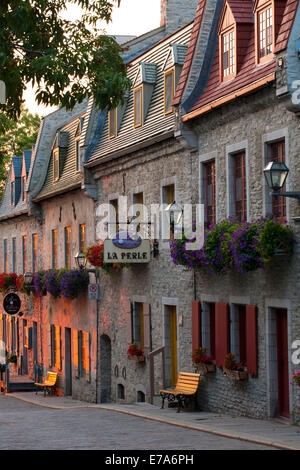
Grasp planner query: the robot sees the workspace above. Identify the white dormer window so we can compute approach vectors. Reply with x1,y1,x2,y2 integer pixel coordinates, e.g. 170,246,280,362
254,1,274,65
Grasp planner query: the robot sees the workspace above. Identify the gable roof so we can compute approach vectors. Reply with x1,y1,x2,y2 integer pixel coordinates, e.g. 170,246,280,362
182,0,299,121
225,0,253,24
23,149,32,174
12,156,22,179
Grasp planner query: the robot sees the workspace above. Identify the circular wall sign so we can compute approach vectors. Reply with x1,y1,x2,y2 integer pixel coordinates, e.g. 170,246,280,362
3,293,21,315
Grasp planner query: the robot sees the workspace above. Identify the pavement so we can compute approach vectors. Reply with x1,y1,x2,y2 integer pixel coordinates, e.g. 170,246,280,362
5,391,300,450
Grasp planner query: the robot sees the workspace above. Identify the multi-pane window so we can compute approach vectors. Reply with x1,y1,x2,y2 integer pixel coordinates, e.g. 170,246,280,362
75,138,81,172
162,183,175,239
258,6,273,60
64,227,71,268
53,149,60,181
164,69,174,115
51,324,61,370
134,87,142,128
12,238,16,272
270,140,286,220
32,234,38,272
233,152,247,222
3,239,7,272
204,161,216,226
22,235,27,274
132,302,144,350
109,108,117,138
52,229,58,269
222,29,235,80
79,223,86,253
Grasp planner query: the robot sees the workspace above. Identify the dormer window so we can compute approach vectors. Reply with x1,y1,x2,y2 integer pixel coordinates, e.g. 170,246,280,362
255,1,273,64
221,28,235,80
108,108,117,138
218,3,237,82
164,69,174,115
53,148,60,181
134,86,142,128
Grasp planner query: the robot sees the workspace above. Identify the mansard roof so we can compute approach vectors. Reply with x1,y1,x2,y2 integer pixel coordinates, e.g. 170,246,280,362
85,22,192,167
181,0,299,122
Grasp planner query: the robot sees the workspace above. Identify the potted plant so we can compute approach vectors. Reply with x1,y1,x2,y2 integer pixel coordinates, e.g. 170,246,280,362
192,347,215,374
127,342,145,362
292,370,300,387
223,353,248,381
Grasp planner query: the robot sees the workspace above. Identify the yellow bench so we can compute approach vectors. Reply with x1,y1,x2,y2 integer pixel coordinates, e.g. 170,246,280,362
160,372,200,413
35,371,58,396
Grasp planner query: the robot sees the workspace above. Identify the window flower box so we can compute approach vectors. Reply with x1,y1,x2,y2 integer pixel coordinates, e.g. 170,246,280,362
127,342,145,363
223,353,248,381
193,347,215,375
223,368,248,381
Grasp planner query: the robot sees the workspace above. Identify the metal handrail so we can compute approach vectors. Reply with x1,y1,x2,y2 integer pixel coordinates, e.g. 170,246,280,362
148,346,165,404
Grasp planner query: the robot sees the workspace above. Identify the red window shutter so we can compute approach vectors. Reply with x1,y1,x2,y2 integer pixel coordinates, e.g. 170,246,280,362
215,303,230,367
246,305,258,376
192,301,201,354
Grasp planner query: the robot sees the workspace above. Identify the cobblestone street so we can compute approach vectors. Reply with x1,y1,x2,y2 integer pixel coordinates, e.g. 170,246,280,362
0,396,274,450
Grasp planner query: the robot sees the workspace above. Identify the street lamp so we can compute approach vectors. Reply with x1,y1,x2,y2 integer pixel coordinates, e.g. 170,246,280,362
165,201,183,225
263,161,300,204
74,251,87,270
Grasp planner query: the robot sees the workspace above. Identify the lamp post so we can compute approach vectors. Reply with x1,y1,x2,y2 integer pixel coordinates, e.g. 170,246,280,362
164,201,183,235
263,161,300,204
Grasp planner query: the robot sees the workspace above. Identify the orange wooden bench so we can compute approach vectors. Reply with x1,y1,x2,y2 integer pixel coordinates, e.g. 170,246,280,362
35,371,58,396
160,372,200,413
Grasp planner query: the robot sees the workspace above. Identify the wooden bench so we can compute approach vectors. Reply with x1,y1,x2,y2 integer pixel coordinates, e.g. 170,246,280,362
160,372,200,413
35,371,58,396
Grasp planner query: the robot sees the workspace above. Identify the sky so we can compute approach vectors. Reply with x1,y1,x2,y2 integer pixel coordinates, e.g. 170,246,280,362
24,0,161,117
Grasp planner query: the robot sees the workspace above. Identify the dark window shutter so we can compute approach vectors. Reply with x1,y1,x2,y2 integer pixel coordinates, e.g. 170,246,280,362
128,302,134,345
143,303,151,357
246,305,258,376
192,301,201,355
215,303,230,367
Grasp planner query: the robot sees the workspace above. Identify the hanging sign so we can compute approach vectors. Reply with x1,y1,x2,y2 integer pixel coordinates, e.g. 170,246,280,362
104,232,151,263
3,293,21,315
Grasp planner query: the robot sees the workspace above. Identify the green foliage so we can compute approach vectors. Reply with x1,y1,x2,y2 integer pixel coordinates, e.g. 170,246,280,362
0,107,40,200
0,0,131,123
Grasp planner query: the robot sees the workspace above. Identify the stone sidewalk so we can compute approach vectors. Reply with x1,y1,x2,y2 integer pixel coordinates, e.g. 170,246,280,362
6,392,300,450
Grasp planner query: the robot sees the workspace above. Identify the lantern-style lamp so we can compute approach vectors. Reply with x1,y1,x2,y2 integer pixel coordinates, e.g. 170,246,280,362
263,162,300,204
75,251,87,269
165,201,183,226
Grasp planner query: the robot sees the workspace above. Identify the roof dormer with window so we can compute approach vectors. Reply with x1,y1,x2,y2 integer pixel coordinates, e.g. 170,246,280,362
52,130,68,182
218,1,253,83
163,43,188,115
132,62,157,128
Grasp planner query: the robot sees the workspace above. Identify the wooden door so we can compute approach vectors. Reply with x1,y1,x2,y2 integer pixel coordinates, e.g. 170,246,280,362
170,306,178,386
276,309,289,418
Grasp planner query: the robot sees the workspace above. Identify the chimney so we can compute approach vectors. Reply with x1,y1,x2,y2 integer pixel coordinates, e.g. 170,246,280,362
160,0,199,33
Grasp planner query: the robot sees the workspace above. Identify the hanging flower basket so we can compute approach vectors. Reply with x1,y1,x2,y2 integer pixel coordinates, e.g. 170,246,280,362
292,370,300,387
85,244,125,274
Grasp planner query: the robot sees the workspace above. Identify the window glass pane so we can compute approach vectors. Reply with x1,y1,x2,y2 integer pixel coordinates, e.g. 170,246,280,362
134,88,142,127
65,227,71,268
165,71,173,114
79,224,86,253
52,229,58,269
109,108,116,137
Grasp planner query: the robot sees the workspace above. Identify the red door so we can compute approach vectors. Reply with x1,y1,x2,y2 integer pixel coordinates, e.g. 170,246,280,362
276,309,289,418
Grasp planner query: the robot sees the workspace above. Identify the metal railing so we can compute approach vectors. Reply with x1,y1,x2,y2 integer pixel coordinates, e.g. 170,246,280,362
148,346,165,404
